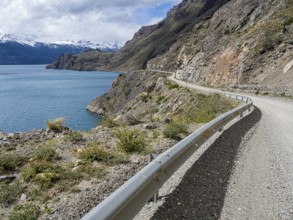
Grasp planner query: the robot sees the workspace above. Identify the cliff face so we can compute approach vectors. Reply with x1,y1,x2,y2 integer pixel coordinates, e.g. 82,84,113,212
156,0,293,94
49,0,293,94
46,50,115,71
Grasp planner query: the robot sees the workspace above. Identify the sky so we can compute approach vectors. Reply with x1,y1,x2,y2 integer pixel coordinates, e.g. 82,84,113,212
0,0,181,44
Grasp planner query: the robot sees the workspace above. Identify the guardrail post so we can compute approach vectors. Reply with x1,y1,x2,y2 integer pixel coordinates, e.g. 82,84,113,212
149,153,159,202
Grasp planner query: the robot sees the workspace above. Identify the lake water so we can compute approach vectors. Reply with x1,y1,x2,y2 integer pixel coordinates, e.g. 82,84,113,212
0,65,118,133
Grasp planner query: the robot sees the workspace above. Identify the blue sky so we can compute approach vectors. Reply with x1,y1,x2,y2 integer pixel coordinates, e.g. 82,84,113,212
0,0,181,43
135,2,177,25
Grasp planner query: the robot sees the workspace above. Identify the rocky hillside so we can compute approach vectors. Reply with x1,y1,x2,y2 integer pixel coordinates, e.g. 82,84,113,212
0,70,238,219
48,0,293,94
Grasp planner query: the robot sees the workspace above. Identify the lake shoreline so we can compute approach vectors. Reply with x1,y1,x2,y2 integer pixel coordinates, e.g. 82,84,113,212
0,65,118,133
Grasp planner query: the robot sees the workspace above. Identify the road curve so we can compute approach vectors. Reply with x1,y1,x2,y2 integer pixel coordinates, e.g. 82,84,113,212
168,75,293,219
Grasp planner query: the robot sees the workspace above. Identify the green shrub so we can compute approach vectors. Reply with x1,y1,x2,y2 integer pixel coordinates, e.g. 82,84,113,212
21,163,58,189
21,161,59,188
152,130,160,139
255,90,260,95
34,172,60,189
141,94,151,103
27,187,51,202
148,107,159,122
46,117,64,132
9,203,40,220
167,83,179,90
71,186,81,193
0,181,23,207
163,122,188,140
156,95,165,105
34,144,57,161
100,117,119,128
259,34,282,53
176,93,235,124
56,164,105,192
280,92,286,97
113,128,146,153
77,142,115,162
0,153,25,171
64,131,83,143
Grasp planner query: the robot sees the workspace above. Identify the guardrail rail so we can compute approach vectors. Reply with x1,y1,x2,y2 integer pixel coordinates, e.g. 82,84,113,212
81,92,253,220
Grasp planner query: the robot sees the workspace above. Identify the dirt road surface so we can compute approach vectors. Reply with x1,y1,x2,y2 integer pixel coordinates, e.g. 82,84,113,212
148,76,293,219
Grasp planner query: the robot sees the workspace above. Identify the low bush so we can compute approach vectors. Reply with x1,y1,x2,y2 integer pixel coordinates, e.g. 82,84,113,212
34,144,57,162
163,122,188,140
156,95,165,105
64,131,83,143
141,94,151,103
176,93,235,124
27,187,51,202
56,163,105,192
78,142,128,165
0,181,23,207
113,128,146,153
165,80,179,90
167,83,179,90
9,203,40,220
100,117,119,128
77,141,115,162
0,153,25,171
21,161,60,189
46,117,64,132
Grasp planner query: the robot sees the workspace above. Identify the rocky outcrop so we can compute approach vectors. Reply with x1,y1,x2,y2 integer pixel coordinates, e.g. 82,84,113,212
47,50,115,71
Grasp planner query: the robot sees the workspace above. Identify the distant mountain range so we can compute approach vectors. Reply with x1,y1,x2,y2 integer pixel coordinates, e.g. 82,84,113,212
0,33,122,65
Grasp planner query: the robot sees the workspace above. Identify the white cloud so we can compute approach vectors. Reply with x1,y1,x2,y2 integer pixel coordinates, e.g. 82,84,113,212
0,0,181,43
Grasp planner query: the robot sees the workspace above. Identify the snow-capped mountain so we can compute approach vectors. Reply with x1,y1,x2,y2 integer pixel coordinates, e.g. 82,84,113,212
53,40,123,51
0,33,39,47
0,33,123,65
0,33,122,51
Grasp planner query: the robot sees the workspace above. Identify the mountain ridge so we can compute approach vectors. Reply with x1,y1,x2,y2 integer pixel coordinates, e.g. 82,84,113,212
48,0,293,95
0,33,122,65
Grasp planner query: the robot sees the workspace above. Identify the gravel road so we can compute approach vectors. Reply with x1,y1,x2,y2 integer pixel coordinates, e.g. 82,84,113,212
220,96,293,220
139,76,293,219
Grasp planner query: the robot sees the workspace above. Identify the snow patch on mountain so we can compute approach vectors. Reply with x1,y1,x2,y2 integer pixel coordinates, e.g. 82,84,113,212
0,33,123,51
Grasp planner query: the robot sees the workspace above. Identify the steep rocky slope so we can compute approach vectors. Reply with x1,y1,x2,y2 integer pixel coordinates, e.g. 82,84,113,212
49,0,293,94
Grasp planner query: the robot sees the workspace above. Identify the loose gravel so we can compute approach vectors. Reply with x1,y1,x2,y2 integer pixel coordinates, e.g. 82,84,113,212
135,95,293,220
134,107,259,220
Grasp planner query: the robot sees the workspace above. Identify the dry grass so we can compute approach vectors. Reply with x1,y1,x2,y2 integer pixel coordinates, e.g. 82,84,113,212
46,117,64,132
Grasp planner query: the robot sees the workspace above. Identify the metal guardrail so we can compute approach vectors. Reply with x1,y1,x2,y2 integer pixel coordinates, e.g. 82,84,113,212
81,93,253,220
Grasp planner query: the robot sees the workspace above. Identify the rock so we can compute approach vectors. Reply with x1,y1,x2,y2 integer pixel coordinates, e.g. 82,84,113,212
163,118,171,124
132,159,140,164
20,193,27,201
144,124,157,130
7,133,14,139
144,81,156,93
283,59,293,74
154,77,165,92
0,175,17,181
0,131,4,140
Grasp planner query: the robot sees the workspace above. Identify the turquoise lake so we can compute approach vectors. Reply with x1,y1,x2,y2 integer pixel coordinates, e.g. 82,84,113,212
0,65,118,133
